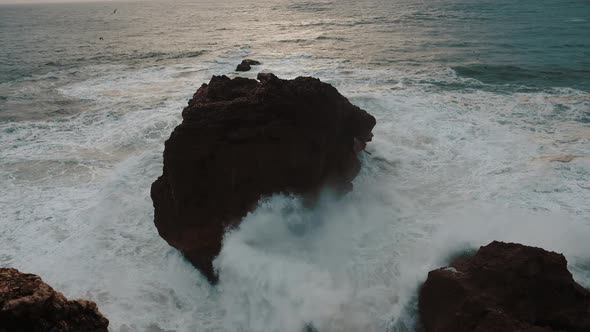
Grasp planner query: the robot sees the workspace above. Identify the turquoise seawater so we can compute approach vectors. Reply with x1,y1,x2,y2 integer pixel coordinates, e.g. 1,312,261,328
0,0,589,331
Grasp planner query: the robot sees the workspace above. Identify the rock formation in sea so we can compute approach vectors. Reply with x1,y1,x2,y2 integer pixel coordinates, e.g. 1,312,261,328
151,73,376,282
419,241,590,332
235,59,261,72
0,268,109,332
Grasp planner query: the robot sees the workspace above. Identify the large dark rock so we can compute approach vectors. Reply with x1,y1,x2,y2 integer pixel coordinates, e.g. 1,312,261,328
0,268,109,332
419,241,590,332
151,73,376,282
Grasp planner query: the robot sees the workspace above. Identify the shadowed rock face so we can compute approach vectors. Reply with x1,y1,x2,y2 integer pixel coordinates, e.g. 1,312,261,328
419,241,590,332
151,73,376,282
0,268,109,332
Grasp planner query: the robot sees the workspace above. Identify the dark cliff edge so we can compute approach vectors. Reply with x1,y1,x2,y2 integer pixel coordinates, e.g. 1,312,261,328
419,241,590,332
151,73,376,283
0,268,109,332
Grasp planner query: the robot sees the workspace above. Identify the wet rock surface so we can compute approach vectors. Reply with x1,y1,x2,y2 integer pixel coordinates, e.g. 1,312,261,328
0,268,109,332
419,241,590,332
151,73,376,282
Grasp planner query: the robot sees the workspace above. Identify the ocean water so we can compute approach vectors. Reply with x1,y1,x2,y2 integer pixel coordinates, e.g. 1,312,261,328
1,0,589,331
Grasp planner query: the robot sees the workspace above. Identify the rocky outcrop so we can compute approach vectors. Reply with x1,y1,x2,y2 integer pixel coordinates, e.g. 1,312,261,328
419,241,590,332
235,59,261,72
151,73,376,282
0,268,109,332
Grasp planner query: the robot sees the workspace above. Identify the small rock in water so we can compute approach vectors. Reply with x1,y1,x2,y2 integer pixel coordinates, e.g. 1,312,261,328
236,63,251,71
242,59,261,66
235,59,261,72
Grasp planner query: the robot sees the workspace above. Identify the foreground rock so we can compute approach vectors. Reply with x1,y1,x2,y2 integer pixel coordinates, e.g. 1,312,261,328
419,241,590,332
235,59,261,72
0,268,109,332
151,73,376,282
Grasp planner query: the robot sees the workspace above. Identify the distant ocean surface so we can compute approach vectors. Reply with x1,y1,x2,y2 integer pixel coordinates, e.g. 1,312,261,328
1,0,589,331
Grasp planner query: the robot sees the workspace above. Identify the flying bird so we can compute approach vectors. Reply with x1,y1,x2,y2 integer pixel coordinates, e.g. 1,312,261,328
113,8,117,14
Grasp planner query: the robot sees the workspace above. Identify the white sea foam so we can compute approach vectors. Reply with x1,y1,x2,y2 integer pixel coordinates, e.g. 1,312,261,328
214,66,590,330
1,53,589,332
